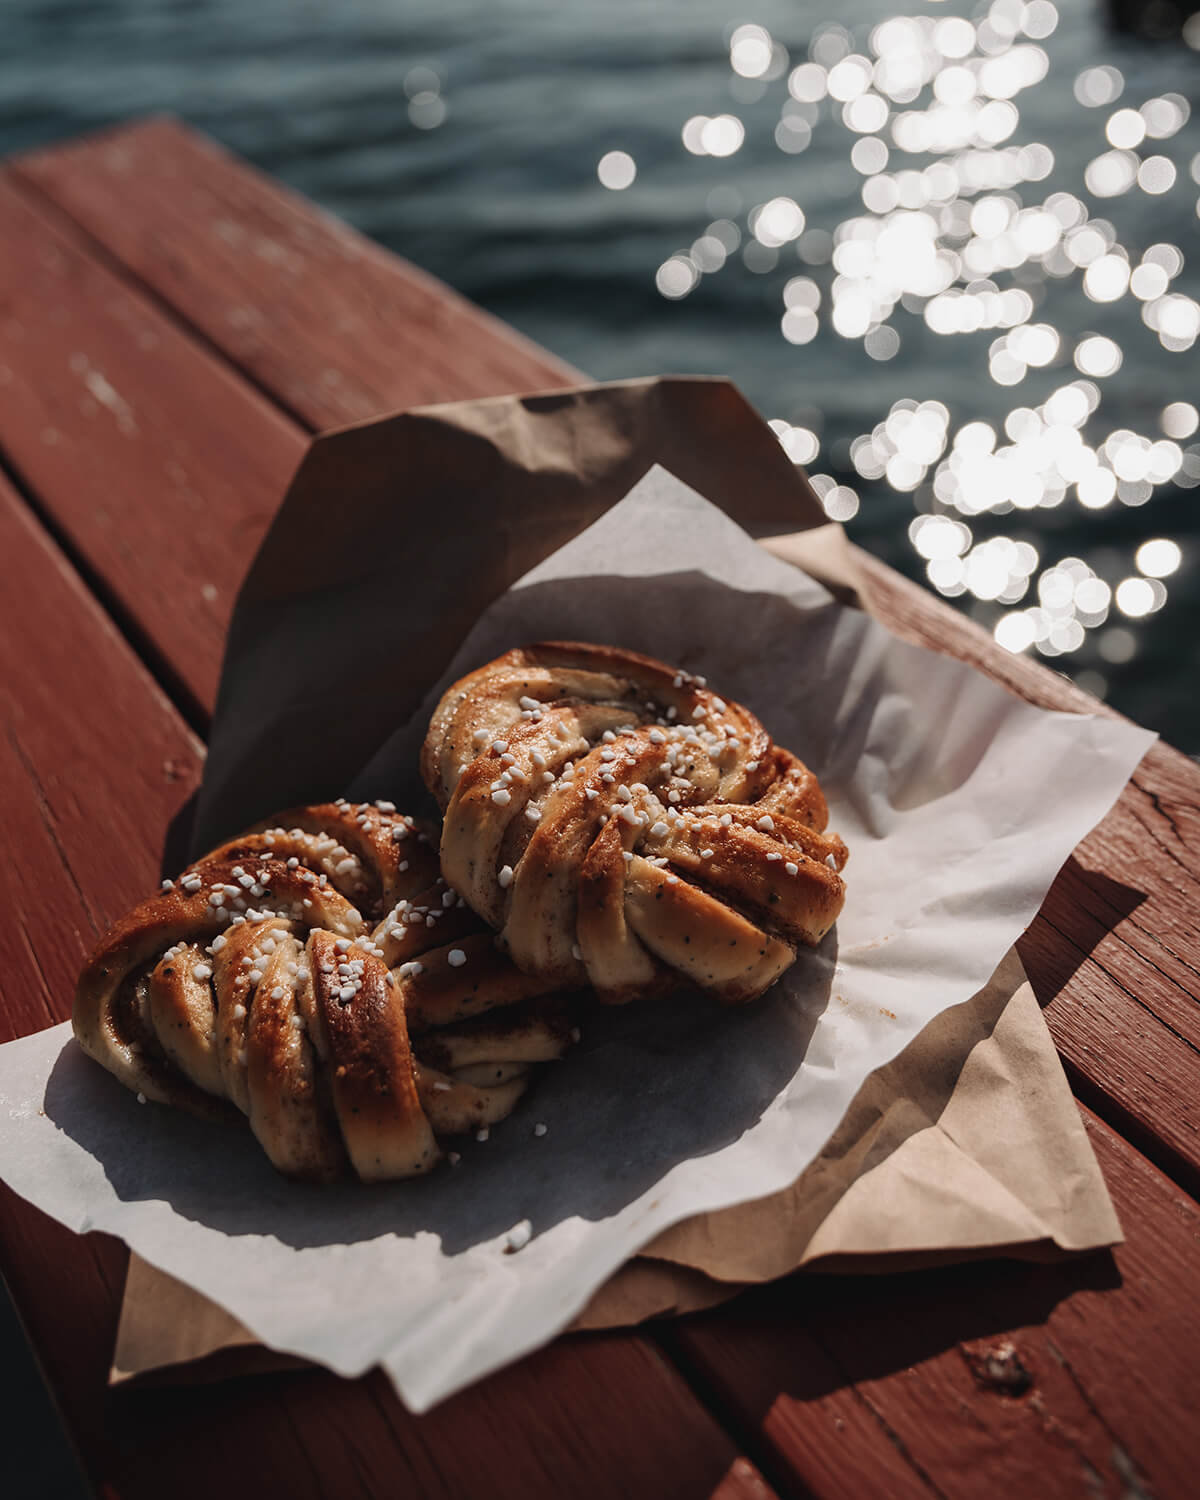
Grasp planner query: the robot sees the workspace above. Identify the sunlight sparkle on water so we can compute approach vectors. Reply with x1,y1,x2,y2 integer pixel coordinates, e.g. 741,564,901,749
1137,157,1177,196
1115,578,1162,618
1074,66,1122,108
1085,151,1137,198
1084,253,1130,302
1074,335,1122,378
1142,95,1190,139
655,255,698,300
1105,109,1145,150
730,25,774,80
752,197,805,246
653,3,1195,670
1136,539,1182,578
768,419,821,466
597,151,636,190
683,114,745,157
404,67,446,130
1162,403,1199,439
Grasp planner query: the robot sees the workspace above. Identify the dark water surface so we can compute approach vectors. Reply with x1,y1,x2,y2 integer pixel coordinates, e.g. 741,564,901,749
3,0,1199,748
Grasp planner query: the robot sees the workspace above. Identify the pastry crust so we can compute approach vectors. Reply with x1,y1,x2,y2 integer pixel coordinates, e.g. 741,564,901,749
423,643,847,1004
73,801,572,1181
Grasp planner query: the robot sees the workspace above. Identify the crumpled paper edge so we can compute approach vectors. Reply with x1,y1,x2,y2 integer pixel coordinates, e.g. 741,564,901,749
110,520,1123,1383
113,948,1119,1379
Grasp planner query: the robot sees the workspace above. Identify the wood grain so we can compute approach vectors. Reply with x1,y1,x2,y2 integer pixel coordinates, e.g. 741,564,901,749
667,1107,1200,1500
14,121,1200,1195
0,472,205,1028
0,462,203,1474
14,116,579,432
0,172,305,721
95,1339,777,1500
5,115,1200,1500
0,472,773,1499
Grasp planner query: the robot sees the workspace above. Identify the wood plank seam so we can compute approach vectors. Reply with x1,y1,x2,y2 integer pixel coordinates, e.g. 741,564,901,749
652,1329,811,1500
8,156,1200,1272
0,468,775,1500
1052,919,1200,1062
665,1102,1200,1500
0,165,274,736
0,162,311,738
1057,1052,1200,1204
654,1322,942,1500
1037,1334,1150,1494
0,440,210,739
833,1386,950,1500
5,165,329,442
11,117,582,433
0,168,309,716
0,310,772,1475
16,125,1197,1204
8,119,1200,1492
1021,902,1200,1201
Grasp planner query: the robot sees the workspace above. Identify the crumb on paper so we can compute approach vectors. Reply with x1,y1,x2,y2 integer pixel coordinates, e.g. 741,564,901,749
504,1219,532,1254
878,1007,896,1020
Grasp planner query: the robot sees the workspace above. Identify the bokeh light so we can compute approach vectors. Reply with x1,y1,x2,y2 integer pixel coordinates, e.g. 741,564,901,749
652,3,1198,686
1136,539,1182,577
597,151,636,190
1162,403,1199,439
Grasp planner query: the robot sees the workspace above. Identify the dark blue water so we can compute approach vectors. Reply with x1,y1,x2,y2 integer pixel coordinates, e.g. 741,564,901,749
2,0,1198,750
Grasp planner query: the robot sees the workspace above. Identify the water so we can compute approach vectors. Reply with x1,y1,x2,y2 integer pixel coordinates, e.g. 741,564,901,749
1,0,1198,750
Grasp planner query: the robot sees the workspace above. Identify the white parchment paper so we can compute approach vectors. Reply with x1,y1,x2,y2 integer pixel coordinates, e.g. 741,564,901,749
0,469,1153,1411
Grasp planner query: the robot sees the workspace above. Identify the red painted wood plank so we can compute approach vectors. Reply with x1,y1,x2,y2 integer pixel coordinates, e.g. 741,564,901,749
668,1107,1200,1500
14,116,578,432
0,479,205,1035
0,468,773,1500
98,1340,776,1500
14,120,1200,1195
0,463,202,1474
6,116,1200,1500
0,172,305,720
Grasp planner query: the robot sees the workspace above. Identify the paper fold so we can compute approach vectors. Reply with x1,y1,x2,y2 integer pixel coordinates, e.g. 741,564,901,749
114,946,1120,1377
0,379,1150,1411
197,376,824,849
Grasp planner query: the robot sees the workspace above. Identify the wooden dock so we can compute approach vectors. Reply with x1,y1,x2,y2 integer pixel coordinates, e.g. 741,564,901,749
1,117,1198,1500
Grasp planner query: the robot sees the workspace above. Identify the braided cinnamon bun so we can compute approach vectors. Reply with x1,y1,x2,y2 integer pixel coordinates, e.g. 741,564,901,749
73,802,571,1181
422,643,847,1004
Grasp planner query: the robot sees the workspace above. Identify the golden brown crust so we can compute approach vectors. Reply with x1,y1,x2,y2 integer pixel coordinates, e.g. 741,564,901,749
309,930,437,1181
72,801,574,1181
422,642,847,1004
244,932,345,1182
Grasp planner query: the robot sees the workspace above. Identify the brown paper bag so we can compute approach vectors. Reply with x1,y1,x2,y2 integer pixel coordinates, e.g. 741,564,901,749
114,951,1117,1379
195,376,826,851
115,378,1119,1385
